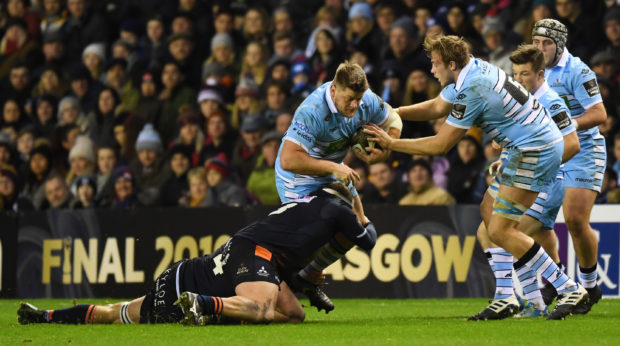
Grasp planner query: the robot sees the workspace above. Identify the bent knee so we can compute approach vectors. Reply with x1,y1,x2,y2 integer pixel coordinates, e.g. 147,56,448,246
288,309,305,323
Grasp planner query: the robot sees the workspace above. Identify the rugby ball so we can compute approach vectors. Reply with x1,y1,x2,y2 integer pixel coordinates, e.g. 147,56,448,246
350,128,376,155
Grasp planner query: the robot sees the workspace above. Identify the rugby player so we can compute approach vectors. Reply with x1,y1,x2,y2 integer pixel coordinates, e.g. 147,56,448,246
473,44,581,319
275,61,402,310
532,19,606,313
363,35,588,320
17,182,377,325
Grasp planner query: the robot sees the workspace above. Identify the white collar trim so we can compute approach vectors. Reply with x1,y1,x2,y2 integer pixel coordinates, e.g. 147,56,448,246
534,80,550,99
455,56,474,91
556,49,569,68
325,82,338,113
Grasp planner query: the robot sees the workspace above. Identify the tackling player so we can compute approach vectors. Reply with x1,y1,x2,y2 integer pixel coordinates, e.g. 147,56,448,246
474,44,581,319
17,182,377,325
275,61,402,310
364,35,588,320
532,19,607,313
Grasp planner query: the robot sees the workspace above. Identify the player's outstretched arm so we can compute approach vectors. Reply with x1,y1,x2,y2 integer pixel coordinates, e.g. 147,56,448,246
280,140,360,185
364,122,466,156
397,95,452,122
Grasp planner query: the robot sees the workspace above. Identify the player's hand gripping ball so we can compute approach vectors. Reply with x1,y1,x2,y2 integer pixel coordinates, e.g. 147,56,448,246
350,128,377,155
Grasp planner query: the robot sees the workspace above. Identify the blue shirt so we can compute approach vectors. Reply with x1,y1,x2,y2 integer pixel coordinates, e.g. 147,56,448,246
441,57,562,150
275,82,389,199
545,49,603,140
534,81,575,137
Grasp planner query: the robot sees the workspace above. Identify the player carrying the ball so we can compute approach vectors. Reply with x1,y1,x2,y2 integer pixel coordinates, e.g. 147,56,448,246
275,61,402,311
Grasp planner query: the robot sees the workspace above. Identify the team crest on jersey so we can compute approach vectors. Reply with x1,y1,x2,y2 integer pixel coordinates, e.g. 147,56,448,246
451,104,466,119
582,79,600,97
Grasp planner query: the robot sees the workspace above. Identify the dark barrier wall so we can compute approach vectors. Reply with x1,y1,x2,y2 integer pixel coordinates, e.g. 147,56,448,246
0,213,18,297
5,206,495,299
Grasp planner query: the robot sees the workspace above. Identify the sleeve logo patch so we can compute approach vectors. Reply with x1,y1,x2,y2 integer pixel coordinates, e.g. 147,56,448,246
451,104,466,119
551,111,571,130
550,104,562,111
582,79,600,97
456,93,466,100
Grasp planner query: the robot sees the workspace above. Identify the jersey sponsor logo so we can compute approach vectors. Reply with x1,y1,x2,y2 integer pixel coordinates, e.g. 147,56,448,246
552,111,571,130
236,264,248,275
456,93,466,100
582,79,600,97
450,104,466,119
293,120,312,135
293,128,314,143
257,266,269,277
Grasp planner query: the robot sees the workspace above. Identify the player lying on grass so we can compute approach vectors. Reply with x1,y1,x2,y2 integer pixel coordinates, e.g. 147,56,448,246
18,182,377,325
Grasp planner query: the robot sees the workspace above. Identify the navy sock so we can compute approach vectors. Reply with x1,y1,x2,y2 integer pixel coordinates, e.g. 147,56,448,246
197,295,223,315
46,304,95,324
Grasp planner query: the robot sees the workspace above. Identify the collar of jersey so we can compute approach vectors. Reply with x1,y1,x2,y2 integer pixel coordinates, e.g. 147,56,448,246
555,49,569,68
534,80,550,99
324,81,364,122
454,55,475,91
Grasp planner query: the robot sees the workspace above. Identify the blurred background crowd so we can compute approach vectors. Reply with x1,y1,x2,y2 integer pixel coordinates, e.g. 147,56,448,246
0,0,619,211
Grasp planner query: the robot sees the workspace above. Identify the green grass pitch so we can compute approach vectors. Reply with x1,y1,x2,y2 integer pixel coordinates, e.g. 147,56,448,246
1,298,619,345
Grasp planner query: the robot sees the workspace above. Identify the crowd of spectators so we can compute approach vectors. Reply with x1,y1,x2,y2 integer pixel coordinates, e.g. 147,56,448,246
0,0,619,212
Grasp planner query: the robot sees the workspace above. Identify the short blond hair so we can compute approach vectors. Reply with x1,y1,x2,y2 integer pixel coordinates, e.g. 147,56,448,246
424,35,470,69
187,167,206,182
333,61,369,93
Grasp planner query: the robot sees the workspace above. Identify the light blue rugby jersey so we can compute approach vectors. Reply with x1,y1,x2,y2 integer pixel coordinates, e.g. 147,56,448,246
441,57,562,150
534,81,575,137
545,49,603,140
275,81,389,193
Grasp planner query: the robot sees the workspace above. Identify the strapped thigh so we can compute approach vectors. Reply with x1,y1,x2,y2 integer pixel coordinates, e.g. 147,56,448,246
492,193,528,221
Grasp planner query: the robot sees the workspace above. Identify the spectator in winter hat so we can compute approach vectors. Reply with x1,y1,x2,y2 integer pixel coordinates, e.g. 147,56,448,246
399,159,455,206
246,131,282,205
202,153,248,207
111,165,142,209
346,2,383,63
72,174,97,209
135,123,163,160
82,43,106,81
0,163,34,211
231,78,262,130
198,87,224,121
160,143,193,206
290,60,314,98
132,123,170,206
232,113,264,184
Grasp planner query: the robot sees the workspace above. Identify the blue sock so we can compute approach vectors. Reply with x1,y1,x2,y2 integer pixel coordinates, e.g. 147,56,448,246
514,243,577,294
579,264,597,289
489,247,514,299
